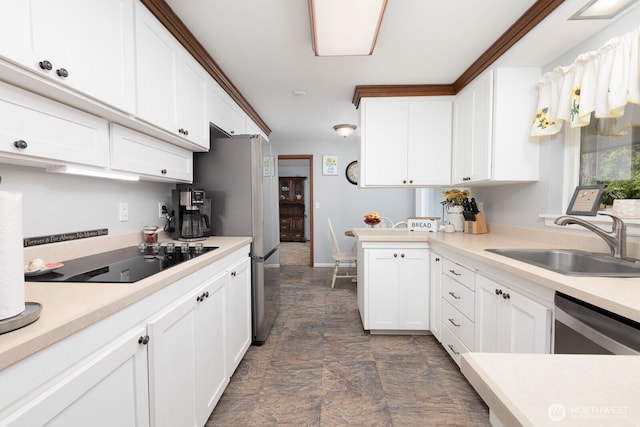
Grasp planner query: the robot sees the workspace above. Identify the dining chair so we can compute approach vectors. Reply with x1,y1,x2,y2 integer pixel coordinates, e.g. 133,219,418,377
380,216,394,228
393,221,408,228
328,219,357,288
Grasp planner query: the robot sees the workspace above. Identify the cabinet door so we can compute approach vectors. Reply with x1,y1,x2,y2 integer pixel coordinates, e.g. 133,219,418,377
365,249,399,329
469,70,493,183
177,54,208,149
451,86,474,184
226,257,252,377
196,272,228,426
397,249,429,329
0,0,135,113
474,275,501,353
429,253,443,341
147,294,198,427
0,81,109,167
135,2,179,134
206,78,246,137
502,288,551,354
110,124,193,182
4,327,149,427
360,100,409,186
407,100,452,186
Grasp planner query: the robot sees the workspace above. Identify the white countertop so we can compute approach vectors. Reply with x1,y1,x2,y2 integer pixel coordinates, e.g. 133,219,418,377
0,233,251,370
461,353,640,426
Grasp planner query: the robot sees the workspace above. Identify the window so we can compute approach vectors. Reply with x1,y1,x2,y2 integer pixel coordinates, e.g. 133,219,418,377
578,113,640,205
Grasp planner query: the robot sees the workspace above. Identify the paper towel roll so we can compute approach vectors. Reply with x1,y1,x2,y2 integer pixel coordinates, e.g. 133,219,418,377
0,191,25,320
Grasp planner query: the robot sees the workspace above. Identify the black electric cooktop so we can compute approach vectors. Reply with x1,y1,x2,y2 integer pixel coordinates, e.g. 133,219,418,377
25,245,218,283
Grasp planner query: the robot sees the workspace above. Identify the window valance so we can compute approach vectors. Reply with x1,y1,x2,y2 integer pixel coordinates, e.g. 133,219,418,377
531,26,640,137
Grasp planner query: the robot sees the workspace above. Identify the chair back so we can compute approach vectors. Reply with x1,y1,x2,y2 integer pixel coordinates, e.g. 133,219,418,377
328,219,340,256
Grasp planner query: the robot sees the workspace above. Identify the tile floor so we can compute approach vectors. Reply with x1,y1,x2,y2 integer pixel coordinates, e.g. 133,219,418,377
207,266,490,426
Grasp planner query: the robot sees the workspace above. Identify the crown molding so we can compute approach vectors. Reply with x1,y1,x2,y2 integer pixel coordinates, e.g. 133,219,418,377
353,0,564,107
352,85,455,108
140,0,271,135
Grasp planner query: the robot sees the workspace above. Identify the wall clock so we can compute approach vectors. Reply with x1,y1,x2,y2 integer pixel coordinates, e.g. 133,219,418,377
346,160,358,185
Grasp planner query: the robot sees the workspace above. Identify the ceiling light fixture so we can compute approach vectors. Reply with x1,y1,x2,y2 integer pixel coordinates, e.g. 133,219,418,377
569,0,638,20
46,165,140,181
333,124,357,137
309,0,387,56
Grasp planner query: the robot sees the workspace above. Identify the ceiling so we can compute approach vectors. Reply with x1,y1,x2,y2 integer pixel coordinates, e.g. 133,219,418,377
163,0,637,145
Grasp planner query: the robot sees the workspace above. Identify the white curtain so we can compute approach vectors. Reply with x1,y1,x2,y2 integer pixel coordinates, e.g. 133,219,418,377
531,26,640,137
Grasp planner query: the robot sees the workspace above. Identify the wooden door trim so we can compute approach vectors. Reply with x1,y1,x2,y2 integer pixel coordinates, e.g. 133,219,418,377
278,154,314,266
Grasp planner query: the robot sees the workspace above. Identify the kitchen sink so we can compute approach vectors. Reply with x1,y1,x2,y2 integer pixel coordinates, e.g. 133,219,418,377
485,249,640,277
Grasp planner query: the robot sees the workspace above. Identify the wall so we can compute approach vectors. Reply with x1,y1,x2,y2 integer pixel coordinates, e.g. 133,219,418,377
272,138,414,265
471,7,640,230
0,163,174,238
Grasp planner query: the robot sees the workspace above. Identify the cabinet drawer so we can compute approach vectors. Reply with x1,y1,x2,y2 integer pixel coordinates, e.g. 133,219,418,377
442,275,474,320
442,299,474,350
441,324,470,367
443,258,475,290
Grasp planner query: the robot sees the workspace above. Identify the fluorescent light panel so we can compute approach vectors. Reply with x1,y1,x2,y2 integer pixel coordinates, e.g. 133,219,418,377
309,0,387,56
569,0,638,20
46,165,140,181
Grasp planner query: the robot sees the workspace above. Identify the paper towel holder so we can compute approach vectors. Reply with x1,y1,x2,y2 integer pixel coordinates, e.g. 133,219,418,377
0,302,42,335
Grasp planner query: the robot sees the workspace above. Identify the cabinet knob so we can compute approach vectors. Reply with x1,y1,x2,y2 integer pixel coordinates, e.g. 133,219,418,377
196,295,202,302
178,128,184,135
409,180,413,184
435,257,440,262
230,130,235,135
462,176,471,181
402,180,407,184
39,60,53,70
161,169,167,175
204,291,209,298
495,289,502,295
138,335,150,345
231,271,237,277
13,140,28,149
401,253,405,258
184,129,189,136
393,253,398,258
502,293,511,300
56,67,69,78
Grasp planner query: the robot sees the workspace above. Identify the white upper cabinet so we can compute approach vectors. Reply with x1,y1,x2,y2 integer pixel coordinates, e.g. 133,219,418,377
0,0,136,114
452,68,541,185
206,77,246,138
135,2,208,150
0,80,109,168
359,97,452,187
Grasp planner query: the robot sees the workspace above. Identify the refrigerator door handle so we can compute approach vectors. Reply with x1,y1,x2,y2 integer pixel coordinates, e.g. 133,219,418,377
252,246,279,262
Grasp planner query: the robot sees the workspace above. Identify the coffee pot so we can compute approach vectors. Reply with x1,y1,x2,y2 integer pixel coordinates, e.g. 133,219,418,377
172,189,210,241
181,210,203,239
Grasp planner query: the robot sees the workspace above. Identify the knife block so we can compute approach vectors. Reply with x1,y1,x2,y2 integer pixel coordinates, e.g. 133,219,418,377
464,212,488,234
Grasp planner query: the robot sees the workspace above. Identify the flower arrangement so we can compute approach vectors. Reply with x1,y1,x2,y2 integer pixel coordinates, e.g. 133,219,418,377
440,189,470,207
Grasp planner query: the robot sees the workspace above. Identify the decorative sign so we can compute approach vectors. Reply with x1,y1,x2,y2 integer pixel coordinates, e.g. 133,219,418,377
24,228,109,247
323,155,338,175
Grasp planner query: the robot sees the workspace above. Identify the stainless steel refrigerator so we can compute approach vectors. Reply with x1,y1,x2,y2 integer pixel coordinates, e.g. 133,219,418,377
192,131,280,345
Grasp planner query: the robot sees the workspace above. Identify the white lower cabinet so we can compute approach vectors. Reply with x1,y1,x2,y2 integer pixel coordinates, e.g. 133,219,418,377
1,327,149,427
147,270,228,427
0,245,252,427
429,252,443,342
225,256,252,377
359,243,429,332
475,274,552,354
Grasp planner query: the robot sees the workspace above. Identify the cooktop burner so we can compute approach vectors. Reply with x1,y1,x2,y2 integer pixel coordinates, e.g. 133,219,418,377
25,245,218,283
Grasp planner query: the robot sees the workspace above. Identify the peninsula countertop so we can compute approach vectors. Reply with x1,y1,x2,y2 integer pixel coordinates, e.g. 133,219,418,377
0,234,251,370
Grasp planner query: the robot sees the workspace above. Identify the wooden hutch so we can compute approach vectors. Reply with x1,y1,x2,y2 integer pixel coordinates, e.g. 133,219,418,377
279,176,306,242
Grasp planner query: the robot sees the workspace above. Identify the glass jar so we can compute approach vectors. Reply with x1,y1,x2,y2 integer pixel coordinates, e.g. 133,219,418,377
142,226,158,244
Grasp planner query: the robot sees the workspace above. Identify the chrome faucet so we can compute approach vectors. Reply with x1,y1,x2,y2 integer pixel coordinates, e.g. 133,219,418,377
554,213,627,258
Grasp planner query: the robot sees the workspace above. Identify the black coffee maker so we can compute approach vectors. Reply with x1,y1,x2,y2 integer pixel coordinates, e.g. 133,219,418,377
172,189,211,241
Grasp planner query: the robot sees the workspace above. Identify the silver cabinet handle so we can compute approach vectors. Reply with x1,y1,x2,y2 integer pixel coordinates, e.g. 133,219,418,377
448,269,461,276
447,344,459,355
448,318,460,327
448,291,460,300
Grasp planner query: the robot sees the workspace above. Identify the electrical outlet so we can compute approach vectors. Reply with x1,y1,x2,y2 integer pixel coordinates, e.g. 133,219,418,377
119,202,129,222
158,202,166,218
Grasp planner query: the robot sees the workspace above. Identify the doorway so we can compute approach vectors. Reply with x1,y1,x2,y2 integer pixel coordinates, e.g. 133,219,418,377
278,154,313,266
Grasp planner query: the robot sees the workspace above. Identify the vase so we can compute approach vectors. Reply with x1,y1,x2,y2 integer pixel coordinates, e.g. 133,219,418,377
447,205,464,232
612,199,640,218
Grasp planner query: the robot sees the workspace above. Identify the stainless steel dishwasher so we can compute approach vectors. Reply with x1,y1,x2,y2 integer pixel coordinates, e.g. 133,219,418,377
554,292,640,355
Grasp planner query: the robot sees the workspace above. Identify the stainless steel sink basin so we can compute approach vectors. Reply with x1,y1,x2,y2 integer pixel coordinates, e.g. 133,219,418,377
485,249,640,277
